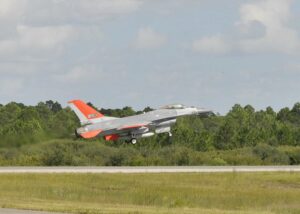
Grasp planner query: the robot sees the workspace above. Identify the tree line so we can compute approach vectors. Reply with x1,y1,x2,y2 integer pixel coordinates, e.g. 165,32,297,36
0,100,300,166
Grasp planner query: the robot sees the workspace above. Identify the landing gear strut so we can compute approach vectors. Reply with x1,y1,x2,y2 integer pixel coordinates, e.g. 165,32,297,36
168,132,172,137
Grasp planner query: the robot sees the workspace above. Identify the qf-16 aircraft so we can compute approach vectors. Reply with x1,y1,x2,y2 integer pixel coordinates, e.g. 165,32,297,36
69,100,212,144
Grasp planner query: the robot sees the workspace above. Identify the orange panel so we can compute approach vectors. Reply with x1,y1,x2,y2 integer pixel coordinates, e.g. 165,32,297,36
80,129,102,139
104,134,119,141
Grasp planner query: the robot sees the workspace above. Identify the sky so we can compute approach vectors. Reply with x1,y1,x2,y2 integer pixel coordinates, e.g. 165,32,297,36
0,0,300,114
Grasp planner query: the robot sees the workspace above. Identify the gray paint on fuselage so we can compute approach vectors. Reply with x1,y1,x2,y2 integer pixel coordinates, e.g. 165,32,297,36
83,108,178,136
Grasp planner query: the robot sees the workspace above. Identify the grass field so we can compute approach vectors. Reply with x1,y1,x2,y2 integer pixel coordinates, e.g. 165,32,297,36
0,173,299,214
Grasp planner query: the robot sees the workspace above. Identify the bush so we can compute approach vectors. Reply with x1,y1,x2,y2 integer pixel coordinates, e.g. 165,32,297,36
253,144,289,165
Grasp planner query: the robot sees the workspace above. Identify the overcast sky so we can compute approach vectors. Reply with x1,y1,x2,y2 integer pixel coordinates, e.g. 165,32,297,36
0,0,300,114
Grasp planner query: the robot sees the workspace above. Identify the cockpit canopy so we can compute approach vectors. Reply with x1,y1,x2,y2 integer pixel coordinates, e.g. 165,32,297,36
160,104,186,109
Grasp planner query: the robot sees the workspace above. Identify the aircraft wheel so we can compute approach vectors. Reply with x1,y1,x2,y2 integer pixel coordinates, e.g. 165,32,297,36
131,138,137,144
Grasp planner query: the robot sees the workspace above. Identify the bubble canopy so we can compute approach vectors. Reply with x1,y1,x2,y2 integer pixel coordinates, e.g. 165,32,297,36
160,104,187,109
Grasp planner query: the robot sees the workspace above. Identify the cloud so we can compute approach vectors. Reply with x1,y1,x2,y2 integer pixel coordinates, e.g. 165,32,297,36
75,0,142,18
0,0,27,18
135,27,167,49
0,78,24,96
0,0,142,23
54,65,102,83
0,0,143,53
237,0,300,54
17,25,75,49
0,25,75,58
192,36,230,54
0,40,18,54
0,0,143,102
0,62,37,74
192,0,300,55
237,20,266,39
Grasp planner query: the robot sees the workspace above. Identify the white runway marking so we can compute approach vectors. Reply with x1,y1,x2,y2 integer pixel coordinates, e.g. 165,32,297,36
0,166,299,173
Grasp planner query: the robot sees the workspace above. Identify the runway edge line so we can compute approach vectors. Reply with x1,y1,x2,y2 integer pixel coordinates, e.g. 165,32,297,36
0,166,300,173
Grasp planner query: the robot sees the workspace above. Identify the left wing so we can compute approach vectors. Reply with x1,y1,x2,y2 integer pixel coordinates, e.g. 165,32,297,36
103,122,152,141
117,123,150,131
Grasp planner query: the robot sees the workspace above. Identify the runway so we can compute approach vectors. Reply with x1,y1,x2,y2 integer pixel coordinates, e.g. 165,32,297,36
0,208,60,214
0,166,299,173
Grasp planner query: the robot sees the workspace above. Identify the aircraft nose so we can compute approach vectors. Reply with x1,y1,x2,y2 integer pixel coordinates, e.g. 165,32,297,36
195,107,213,115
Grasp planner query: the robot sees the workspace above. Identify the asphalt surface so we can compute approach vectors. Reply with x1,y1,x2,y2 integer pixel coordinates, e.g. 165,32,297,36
0,209,61,214
0,166,300,173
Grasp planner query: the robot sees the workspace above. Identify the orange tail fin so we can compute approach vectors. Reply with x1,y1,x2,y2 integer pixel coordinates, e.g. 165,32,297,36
68,100,104,125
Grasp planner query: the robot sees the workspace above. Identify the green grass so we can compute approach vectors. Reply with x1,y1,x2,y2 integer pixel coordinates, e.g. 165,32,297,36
0,173,299,213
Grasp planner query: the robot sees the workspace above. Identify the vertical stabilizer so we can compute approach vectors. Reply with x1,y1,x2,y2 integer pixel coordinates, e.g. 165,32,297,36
68,100,104,125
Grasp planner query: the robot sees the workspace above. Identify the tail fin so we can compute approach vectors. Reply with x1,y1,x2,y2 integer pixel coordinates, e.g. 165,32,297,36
68,100,104,125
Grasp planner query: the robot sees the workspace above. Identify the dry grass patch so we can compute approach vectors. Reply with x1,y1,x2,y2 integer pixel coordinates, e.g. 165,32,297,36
0,172,299,213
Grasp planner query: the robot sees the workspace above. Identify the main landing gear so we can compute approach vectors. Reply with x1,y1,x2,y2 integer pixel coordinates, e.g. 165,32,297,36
125,138,137,145
130,138,137,145
126,132,172,144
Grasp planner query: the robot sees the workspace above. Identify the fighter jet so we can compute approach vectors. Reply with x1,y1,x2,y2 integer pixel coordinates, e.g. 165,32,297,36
69,100,212,144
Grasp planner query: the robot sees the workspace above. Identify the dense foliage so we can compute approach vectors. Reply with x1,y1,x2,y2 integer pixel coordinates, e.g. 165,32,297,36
0,100,300,166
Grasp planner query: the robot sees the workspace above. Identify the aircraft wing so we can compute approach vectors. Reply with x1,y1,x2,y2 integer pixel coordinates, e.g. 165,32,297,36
117,122,151,131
